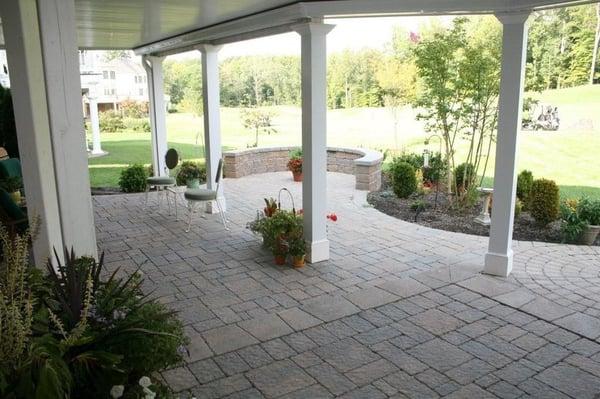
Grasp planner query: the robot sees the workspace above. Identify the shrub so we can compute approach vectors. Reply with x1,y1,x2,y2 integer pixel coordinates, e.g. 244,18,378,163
529,178,560,225
454,162,475,191
176,161,206,186
99,110,125,132
514,198,523,218
560,201,587,243
120,99,148,118
577,197,600,225
423,152,446,184
516,170,534,205
123,117,151,132
119,164,148,192
389,160,417,199
394,153,423,170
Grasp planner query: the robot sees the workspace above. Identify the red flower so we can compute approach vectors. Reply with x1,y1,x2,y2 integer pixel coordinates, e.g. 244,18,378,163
327,213,338,222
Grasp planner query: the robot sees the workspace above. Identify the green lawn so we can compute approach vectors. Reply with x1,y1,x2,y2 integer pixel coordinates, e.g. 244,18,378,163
88,85,600,199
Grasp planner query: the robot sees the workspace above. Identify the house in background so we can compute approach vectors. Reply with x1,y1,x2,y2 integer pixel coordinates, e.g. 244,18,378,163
79,51,148,116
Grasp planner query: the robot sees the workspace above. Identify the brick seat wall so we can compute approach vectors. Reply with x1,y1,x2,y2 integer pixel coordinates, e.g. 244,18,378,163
223,146,382,191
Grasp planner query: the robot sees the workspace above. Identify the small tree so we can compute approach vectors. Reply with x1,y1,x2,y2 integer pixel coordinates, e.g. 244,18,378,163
241,108,277,147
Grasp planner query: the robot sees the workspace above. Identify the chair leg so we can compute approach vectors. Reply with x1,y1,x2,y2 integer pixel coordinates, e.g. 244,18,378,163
173,190,178,221
215,199,229,230
165,188,172,216
144,185,150,208
186,201,197,233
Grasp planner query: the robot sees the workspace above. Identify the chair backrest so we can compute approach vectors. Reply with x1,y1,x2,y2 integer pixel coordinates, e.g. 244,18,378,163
164,148,179,171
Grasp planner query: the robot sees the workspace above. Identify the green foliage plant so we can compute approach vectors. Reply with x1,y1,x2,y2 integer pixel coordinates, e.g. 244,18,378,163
517,170,534,208
577,197,600,226
176,161,206,187
99,110,125,133
119,164,148,192
560,201,588,243
529,178,560,225
389,160,417,199
454,163,476,192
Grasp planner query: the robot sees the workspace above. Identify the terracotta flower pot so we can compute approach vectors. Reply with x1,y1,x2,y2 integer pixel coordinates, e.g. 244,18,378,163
291,255,305,268
274,255,287,265
581,225,600,245
292,171,303,182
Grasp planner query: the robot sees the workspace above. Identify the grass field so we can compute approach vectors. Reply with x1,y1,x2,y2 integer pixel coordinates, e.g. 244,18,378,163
88,85,600,199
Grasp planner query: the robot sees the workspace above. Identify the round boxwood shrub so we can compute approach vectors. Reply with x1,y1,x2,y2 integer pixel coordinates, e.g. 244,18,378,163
517,170,534,206
176,161,207,186
454,162,475,191
119,164,148,192
529,178,560,225
389,160,417,199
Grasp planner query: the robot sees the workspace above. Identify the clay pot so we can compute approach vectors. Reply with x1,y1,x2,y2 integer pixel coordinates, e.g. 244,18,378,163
291,255,305,268
292,171,303,182
274,255,287,265
581,225,600,245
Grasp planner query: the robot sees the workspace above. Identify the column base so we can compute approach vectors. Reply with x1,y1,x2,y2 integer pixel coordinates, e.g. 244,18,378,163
306,239,329,263
205,196,227,214
483,250,513,277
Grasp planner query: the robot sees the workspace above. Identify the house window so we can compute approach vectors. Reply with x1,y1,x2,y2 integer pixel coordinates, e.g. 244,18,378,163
110,71,116,79
104,88,110,95
111,88,116,95
138,88,144,96
103,71,108,79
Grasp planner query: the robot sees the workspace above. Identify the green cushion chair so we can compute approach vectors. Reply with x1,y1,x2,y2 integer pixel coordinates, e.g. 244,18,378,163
145,149,179,218
184,159,227,232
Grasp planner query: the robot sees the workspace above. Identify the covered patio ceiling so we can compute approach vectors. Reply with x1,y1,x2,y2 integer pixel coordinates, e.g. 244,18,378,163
0,0,597,53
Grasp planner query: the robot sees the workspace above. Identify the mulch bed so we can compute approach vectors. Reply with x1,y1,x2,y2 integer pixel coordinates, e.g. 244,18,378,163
367,175,570,244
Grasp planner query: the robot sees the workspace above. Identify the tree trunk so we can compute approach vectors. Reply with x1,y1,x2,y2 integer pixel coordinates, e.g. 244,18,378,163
591,3,600,85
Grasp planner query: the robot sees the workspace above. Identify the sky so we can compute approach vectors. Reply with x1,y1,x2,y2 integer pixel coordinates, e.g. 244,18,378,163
172,16,453,60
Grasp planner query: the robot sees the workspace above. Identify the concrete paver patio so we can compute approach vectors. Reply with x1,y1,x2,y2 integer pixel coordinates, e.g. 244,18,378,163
94,172,600,398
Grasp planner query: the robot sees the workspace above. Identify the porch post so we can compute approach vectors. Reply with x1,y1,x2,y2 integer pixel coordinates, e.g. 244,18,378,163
293,22,334,263
142,55,168,176
89,94,104,155
198,45,226,213
484,11,530,277
1,0,98,260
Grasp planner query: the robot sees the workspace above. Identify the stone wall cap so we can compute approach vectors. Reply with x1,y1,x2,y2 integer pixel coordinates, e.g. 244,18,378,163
223,146,382,166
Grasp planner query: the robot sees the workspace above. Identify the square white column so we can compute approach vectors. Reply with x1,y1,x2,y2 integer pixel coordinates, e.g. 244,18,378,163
2,0,98,261
293,22,335,263
142,55,168,176
198,45,226,213
484,12,530,277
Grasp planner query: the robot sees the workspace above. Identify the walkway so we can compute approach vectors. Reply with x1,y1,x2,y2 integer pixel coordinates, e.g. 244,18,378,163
94,172,600,398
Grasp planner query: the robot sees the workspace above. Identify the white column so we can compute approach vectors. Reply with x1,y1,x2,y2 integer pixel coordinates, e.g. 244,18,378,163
293,22,334,263
38,0,97,258
198,45,226,213
0,0,63,263
89,95,104,155
484,11,530,277
142,55,168,176
1,0,98,261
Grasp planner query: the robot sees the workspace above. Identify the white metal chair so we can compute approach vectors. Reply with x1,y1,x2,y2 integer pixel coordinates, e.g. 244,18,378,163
184,159,227,232
145,148,179,218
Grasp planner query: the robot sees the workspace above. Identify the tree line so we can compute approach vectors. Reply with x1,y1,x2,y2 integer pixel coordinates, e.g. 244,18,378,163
163,4,600,112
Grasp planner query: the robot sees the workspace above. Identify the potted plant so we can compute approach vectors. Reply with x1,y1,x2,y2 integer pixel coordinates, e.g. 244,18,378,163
0,176,22,203
176,161,206,188
287,149,303,182
577,197,600,245
284,211,305,267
